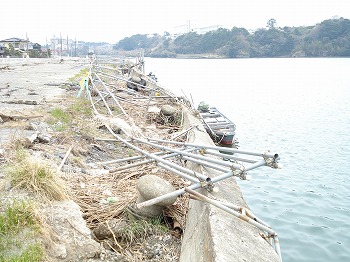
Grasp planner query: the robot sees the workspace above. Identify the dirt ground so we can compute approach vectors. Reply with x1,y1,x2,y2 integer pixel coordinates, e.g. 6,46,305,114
0,59,188,261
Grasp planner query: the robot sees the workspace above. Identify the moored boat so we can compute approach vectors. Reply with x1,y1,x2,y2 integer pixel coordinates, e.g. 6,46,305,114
199,106,236,146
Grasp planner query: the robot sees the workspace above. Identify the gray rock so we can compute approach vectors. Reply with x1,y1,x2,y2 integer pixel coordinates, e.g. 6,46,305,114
37,133,52,143
131,76,141,83
160,105,176,116
93,219,128,240
41,200,102,261
29,121,50,133
136,175,176,206
133,175,177,218
50,242,67,259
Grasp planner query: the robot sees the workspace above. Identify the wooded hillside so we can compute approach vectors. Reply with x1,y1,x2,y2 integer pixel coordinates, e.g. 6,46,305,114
113,18,350,58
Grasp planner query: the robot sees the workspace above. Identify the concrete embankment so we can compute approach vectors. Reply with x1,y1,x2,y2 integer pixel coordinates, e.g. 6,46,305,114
179,110,280,262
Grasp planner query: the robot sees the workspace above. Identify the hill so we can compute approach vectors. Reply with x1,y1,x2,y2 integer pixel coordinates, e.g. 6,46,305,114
112,17,350,58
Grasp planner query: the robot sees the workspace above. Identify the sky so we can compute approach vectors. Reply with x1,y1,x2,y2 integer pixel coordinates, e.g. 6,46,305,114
1,0,350,45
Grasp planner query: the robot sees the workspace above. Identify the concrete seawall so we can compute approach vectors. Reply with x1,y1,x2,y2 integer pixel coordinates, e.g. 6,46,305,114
179,109,280,262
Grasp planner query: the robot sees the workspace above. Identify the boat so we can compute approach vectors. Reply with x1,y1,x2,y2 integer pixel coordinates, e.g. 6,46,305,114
199,107,236,146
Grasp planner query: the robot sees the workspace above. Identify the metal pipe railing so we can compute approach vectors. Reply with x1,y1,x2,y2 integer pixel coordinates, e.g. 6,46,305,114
144,137,279,159
103,124,210,182
94,72,128,116
137,159,267,209
109,147,198,173
185,188,282,261
132,137,246,171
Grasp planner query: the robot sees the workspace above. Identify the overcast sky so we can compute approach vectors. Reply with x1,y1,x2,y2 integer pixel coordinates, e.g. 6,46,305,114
1,0,349,45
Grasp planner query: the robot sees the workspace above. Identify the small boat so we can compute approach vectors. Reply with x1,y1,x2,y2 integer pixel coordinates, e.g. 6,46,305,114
199,107,236,146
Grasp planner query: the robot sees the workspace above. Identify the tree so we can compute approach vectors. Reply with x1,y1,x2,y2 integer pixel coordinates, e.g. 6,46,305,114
267,18,277,29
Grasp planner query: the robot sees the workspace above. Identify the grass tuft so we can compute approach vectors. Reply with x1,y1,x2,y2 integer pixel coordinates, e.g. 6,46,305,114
0,201,45,262
0,200,38,236
6,155,67,201
119,216,168,245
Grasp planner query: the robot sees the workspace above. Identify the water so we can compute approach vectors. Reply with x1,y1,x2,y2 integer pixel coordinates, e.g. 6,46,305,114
145,58,350,262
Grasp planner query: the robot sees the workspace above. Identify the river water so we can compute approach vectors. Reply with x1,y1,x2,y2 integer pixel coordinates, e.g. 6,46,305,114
145,58,350,262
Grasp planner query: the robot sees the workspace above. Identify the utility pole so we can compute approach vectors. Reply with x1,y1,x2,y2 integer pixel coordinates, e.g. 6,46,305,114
74,37,77,57
26,32,28,51
60,33,62,58
46,37,49,58
67,35,69,56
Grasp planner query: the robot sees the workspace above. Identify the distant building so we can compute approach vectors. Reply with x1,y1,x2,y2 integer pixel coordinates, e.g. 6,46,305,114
49,36,75,57
193,25,222,34
32,43,41,50
0,37,29,51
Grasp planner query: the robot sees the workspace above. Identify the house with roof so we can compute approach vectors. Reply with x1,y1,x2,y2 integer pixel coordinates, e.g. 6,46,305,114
0,37,29,51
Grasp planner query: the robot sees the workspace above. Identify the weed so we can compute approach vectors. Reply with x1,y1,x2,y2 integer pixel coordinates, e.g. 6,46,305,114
119,216,168,245
5,155,67,201
0,201,44,262
70,97,92,117
48,108,71,131
50,108,71,124
128,149,135,157
11,243,45,262
0,200,37,236
68,68,90,83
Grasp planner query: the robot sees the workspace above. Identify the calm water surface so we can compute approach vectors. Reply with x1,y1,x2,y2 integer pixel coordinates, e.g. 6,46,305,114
145,58,350,262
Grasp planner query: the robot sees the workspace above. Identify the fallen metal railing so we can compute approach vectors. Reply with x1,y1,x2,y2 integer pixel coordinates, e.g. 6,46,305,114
185,188,282,260
77,59,283,261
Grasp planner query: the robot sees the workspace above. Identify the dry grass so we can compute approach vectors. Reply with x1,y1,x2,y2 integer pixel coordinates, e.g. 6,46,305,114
5,152,68,201
68,161,188,228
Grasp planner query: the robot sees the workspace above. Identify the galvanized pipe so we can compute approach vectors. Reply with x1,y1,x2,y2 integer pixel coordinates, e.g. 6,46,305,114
94,72,128,117
185,187,276,234
157,163,200,183
87,76,99,115
109,147,198,173
204,150,258,164
103,124,210,182
170,125,198,140
90,80,113,115
146,137,279,159
93,64,118,71
137,159,267,209
181,155,229,173
99,150,168,165
185,188,282,261
98,89,149,107
133,137,244,170
203,198,271,228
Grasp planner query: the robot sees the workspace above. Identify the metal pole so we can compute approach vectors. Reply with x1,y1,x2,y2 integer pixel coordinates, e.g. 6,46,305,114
137,160,267,208
181,155,229,173
94,72,128,117
185,188,282,261
90,79,113,115
133,137,244,170
204,150,258,164
103,124,209,182
145,137,279,159
109,148,198,173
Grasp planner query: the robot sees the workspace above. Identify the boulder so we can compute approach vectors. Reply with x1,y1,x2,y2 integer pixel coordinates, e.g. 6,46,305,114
160,105,176,116
133,175,177,217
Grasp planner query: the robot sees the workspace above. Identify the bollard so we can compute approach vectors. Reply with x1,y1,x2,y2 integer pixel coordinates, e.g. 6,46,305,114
132,175,177,218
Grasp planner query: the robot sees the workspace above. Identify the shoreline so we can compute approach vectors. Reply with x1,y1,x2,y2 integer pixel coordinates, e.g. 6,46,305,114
0,57,281,261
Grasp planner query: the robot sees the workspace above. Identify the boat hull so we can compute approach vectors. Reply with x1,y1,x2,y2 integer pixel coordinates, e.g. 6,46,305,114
200,107,236,146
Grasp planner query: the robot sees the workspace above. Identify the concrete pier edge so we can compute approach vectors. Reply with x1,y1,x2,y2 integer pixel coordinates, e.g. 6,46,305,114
179,108,280,262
